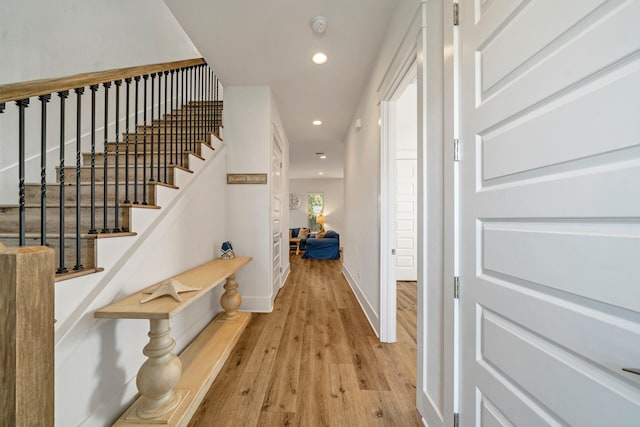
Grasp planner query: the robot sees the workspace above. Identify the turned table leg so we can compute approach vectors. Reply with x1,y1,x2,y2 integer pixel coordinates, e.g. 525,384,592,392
220,273,242,319
135,319,183,419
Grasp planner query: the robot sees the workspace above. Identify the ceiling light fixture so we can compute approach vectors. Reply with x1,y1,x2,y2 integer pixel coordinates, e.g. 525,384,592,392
312,120,322,126
318,171,324,175
312,52,328,64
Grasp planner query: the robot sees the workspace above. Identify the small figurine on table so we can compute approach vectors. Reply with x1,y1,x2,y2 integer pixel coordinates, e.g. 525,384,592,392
220,241,235,259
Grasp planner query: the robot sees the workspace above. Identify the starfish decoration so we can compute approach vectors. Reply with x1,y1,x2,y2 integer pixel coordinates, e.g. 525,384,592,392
139,278,201,304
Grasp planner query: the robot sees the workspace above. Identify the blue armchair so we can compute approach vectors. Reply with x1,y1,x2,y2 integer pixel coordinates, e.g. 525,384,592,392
302,230,340,259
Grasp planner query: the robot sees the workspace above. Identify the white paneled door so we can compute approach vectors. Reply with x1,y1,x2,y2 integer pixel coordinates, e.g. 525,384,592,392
458,1,640,425
396,158,417,281
272,130,283,299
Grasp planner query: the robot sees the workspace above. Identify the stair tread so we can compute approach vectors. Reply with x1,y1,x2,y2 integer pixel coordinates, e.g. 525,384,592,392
120,203,161,209
55,267,105,282
0,231,136,238
0,204,133,208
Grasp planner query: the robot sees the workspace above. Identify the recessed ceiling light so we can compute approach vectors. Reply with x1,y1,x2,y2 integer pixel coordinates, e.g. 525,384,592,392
318,171,324,175
319,154,327,159
312,120,322,126
312,53,328,64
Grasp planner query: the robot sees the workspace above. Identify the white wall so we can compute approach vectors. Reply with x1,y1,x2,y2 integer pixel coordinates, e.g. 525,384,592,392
289,178,344,237
55,140,229,427
0,0,199,85
225,86,291,312
342,0,421,333
396,81,418,159
0,0,201,201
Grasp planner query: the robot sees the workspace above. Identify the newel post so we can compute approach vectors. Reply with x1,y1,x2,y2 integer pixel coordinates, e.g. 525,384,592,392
0,245,55,426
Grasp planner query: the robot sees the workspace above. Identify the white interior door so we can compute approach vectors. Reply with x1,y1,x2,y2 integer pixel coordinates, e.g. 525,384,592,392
459,1,640,425
396,158,417,281
395,80,418,282
272,129,283,299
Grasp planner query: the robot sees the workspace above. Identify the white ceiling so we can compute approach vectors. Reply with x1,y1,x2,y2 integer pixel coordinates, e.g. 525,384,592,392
164,0,399,179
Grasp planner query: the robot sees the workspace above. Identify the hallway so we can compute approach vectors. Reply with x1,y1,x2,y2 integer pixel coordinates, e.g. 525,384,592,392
189,254,421,426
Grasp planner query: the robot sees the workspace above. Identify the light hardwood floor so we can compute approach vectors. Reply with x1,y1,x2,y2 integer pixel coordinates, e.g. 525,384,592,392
188,254,421,427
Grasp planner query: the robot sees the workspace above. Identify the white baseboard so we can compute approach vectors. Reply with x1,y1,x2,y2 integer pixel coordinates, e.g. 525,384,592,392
240,295,274,313
281,263,291,286
341,265,379,337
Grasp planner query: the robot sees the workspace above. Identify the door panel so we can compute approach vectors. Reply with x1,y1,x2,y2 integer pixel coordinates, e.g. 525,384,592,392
272,133,283,298
459,1,640,425
396,158,417,280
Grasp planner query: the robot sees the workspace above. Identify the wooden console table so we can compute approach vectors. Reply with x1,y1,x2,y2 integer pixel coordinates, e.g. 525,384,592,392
95,256,252,426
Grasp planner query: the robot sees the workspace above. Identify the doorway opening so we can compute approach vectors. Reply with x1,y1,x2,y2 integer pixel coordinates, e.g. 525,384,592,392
380,65,417,343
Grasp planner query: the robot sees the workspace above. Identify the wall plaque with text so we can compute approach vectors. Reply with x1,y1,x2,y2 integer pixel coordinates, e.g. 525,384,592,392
226,173,268,184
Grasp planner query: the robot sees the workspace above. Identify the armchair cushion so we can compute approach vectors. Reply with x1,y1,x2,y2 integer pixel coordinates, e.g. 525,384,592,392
324,230,339,239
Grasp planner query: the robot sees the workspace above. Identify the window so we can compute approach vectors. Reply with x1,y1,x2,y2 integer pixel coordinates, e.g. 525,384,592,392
307,193,324,232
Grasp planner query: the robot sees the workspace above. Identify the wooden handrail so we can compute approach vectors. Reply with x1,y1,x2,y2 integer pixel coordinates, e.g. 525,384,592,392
0,58,205,104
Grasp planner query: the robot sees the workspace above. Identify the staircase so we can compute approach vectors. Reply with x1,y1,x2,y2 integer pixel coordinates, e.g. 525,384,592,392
0,60,222,281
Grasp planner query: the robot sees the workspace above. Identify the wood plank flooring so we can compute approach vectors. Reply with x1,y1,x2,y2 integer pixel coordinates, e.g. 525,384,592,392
188,254,421,427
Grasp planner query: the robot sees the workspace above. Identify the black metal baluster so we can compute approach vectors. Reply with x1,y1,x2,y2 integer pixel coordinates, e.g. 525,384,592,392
214,76,219,134
170,70,175,167
210,69,215,134
204,67,209,136
88,85,98,234
218,77,222,134
181,68,186,166
57,91,68,273
124,78,131,205
38,95,50,246
193,66,197,144
206,69,210,134
102,82,111,233
206,68,210,134
142,74,149,205
186,67,191,154
208,68,213,134
196,65,201,144
16,99,29,248
191,66,195,150
193,66,197,147
73,88,84,271
133,76,140,204
201,65,205,143
112,80,122,233
163,71,168,183
149,73,156,184
182,67,187,157
156,72,161,183
198,65,204,144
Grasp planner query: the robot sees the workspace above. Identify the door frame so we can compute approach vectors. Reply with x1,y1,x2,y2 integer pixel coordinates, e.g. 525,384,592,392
380,65,417,344
271,123,284,301
379,2,453,426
